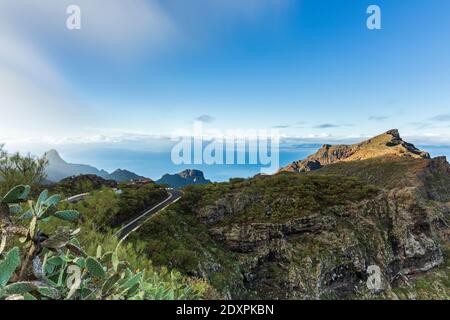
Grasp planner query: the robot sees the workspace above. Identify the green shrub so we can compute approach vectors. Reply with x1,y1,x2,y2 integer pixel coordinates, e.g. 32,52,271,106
0,146,47,196
0,185,210,300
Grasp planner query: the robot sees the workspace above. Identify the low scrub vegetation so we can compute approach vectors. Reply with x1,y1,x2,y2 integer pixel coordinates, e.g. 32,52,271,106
0,185,212,300
57,183,168,229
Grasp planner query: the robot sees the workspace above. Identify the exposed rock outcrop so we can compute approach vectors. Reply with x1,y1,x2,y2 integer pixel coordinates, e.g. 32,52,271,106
197,180,448,299
280,129,430,173
137,131,449,299
156,169,212,188
187,132,449,298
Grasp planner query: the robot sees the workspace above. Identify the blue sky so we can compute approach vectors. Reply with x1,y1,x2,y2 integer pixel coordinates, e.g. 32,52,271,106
1,0,450,153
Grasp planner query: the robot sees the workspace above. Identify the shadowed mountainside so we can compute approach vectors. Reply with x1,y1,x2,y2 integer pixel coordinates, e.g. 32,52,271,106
109,169,148,183
44,149,110,182
44,150,148,183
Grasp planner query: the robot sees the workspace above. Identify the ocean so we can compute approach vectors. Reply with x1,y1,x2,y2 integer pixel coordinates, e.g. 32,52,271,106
60,145,450,182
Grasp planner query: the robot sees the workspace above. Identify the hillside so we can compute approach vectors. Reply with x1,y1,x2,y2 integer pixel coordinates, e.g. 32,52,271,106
0,177,211,300
280,129,430,173
44,150,110,182
129,131,450,299
156,169,212,188
52,174,118,196
109,169,148,183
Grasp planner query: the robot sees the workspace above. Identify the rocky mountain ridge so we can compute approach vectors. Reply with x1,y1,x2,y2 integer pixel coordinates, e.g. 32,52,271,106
109,169,148,183
134,130,450,299
280,129,430,173
44,150,148,183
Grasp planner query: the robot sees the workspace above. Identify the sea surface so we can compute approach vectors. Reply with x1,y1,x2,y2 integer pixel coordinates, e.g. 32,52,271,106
61,145,450,182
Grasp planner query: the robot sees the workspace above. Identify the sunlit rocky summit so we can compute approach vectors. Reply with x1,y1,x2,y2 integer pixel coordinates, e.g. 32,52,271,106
280,129,430,173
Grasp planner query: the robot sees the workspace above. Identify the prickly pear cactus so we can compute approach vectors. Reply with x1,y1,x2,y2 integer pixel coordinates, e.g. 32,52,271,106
0,185,200,300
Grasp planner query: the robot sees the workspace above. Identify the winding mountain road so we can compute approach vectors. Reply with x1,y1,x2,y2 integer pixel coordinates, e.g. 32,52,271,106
65,192,90,203
64,189,183,240
114,189,183,240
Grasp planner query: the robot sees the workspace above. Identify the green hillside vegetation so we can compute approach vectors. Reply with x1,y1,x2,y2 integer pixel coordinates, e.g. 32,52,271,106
315,155,428,188
130,207,244,296
0,145,47,196
55,184,168,229
0,185,214,300
1,143,448,300
194,174,379,224
129,157,449,299
52,174,117,196
130,173,380,296
0,149,214,300
113,184,167,227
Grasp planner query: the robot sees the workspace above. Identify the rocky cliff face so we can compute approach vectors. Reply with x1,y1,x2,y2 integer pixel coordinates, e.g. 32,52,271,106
190,156,449,299
156,169,212,188
135,131,449,299
280,129,430,173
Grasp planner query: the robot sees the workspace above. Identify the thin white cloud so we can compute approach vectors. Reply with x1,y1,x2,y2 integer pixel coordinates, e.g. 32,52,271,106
0,29,64,87
5,126,450,150
166,0,289,20
0,0,178,143
430,113,450,122
0,0,177,57
0,27,89,141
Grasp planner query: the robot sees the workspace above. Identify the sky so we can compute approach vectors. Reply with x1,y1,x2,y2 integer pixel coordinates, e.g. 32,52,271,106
1,0,450,161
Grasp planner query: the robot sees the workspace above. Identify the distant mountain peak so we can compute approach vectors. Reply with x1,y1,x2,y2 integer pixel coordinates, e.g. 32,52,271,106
280,129,431,173
111,168,129,174
43,149,147,183
179,169,205,179
45,149,59,156
385,128,400,138
109,168,148,183
156,169,211,188
44,149,65,164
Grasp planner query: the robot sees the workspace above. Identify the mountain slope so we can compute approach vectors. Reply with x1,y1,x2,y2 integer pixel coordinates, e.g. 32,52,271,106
53,174,118,196
44,150,148,183
156,169,212,188
44,150,110,182
109,169,148,183
280,129,430,173
130,131,449,299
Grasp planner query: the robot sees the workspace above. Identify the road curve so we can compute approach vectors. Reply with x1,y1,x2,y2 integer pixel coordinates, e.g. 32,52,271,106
64,193,90,203
115,189,183,240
